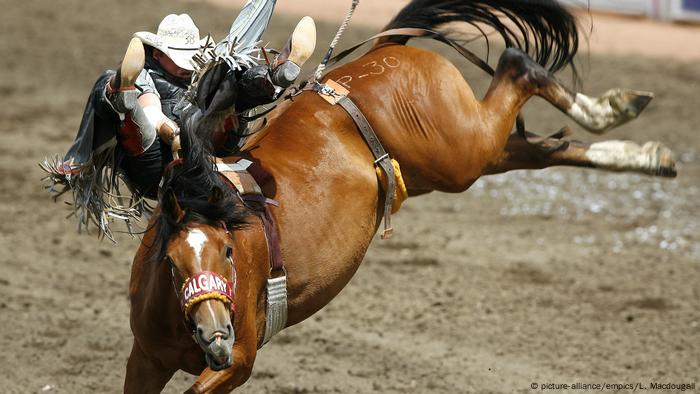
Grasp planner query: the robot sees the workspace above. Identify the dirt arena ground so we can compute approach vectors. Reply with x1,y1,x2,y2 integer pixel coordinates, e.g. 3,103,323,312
0,0,698,393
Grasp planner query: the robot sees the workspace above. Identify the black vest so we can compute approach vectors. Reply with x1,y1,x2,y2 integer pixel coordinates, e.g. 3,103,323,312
145,68,188,124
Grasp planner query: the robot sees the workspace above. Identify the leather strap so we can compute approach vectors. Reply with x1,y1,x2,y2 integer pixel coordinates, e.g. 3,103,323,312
304,80,396,238
216,170,285,272
334,91,395,239
260,207,284,272
216,166,288,344
240,195,285,272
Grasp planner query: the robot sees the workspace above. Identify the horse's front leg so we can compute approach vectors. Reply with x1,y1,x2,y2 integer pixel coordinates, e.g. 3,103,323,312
124,340,177,394
484,131,677,177
186,325,259,393
185,344,257,394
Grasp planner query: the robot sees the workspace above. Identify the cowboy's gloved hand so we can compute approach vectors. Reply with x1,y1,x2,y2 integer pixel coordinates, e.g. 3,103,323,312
196,62,238,117
154,116,181,158
157,117,180,144
171,134,182,160
236,64,278,112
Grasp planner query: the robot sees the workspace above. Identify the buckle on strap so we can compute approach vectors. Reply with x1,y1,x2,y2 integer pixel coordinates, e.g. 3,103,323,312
375,155,396,240
381,227,394,240
374,153,390,165
313,80,349,105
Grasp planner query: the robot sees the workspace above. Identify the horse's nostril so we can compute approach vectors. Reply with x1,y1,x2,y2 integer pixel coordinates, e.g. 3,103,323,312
213,329,229,341
197,327,208,343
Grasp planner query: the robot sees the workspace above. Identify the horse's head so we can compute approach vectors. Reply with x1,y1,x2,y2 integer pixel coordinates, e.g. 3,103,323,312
161,186,238,371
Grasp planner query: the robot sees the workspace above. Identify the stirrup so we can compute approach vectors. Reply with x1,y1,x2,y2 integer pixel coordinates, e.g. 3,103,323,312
273,16,316,88
109,37,145,114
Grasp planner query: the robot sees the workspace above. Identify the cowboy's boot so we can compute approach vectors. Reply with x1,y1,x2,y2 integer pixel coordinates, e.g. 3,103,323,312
272,16,317,88
108,37,145,113
106,38,157,155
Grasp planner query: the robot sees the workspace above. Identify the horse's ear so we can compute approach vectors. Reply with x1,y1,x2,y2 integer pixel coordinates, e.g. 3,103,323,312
162,189,186,223
209,185,224,205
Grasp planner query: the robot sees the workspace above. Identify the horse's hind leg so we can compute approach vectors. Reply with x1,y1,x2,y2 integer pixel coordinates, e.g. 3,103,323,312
487,48,653,134
124,341,176,394
484,131,677,177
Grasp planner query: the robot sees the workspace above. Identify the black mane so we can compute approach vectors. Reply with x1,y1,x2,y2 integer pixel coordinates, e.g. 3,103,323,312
153,105,249,259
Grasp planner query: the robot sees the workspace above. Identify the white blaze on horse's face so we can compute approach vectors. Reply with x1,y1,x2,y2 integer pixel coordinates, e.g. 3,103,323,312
176,225,235,371
187,229,208,266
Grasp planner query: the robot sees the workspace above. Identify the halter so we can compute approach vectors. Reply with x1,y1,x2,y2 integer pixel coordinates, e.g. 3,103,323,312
168,223,237,332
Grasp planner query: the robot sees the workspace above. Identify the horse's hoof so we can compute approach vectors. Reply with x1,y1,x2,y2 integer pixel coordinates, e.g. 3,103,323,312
570,89,654,134
610,89,654,119
643,141,677,178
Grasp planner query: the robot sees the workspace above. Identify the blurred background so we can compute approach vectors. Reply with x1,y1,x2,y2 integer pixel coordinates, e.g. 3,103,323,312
0,0,698,392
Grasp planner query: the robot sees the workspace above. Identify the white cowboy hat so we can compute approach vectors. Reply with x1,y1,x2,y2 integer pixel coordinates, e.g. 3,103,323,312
134,14,211,71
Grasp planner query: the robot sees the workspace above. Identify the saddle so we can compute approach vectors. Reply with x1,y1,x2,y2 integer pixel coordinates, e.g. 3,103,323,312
215,158,268,196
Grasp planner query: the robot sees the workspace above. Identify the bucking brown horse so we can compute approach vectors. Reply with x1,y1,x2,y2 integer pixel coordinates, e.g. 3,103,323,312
125,0,676,392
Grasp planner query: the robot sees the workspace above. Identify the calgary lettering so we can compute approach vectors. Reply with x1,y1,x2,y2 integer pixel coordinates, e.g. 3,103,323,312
184,272,229,299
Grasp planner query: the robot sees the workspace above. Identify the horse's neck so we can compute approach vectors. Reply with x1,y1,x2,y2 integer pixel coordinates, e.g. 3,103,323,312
130,246,195,349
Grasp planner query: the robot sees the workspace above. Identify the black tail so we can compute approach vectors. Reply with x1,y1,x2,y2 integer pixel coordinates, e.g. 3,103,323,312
382,0,579,74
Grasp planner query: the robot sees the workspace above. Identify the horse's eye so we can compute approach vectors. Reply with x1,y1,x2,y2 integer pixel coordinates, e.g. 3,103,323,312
225,247,233,260
166,256,184,280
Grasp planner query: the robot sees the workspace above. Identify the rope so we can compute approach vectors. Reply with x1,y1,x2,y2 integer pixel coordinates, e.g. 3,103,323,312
314,0,360,80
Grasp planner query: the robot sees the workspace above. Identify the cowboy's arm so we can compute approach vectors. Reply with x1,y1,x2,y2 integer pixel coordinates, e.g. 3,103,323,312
138,93,180,143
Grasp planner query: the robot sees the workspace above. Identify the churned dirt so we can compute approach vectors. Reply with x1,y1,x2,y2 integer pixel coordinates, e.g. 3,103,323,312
0,0,698,393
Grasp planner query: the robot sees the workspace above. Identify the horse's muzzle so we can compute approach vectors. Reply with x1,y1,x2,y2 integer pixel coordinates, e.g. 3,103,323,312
196,324,234,371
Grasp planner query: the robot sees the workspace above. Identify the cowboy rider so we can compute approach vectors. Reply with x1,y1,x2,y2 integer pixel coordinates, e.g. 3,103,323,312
59,4,316,200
